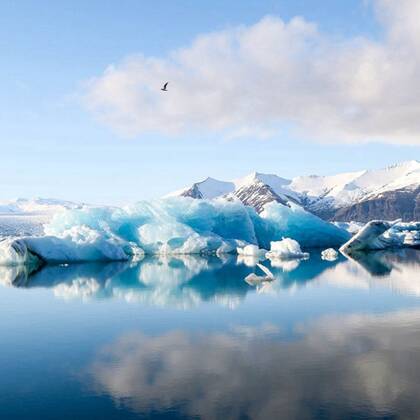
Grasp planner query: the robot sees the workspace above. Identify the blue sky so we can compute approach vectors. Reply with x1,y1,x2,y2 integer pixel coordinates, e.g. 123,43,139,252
0,0,419,204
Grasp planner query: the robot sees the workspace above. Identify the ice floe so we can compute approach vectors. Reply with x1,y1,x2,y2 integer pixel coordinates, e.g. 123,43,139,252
266,238,309,260
321,248,339,261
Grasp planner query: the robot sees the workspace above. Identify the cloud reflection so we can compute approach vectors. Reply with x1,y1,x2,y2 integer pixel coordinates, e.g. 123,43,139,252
90,309,420,419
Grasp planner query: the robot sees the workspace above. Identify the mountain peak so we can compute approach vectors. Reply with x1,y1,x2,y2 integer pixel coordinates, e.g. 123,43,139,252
165,161,420,221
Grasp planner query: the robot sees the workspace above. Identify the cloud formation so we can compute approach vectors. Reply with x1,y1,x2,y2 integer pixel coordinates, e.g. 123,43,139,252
84,0,420,145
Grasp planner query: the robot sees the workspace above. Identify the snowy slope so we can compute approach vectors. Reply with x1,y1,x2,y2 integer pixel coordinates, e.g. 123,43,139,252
167,172,301,212
165,177,235,199
292,160,420,208
234,172,300,202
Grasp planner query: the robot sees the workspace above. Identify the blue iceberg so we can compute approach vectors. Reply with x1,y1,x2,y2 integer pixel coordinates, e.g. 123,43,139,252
0,198,351,264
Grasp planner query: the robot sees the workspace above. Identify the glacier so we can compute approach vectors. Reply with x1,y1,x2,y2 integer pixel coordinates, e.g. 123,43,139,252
0,197,351,265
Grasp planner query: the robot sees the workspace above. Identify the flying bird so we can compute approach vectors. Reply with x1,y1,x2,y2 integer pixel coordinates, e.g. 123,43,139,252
161,82,169,91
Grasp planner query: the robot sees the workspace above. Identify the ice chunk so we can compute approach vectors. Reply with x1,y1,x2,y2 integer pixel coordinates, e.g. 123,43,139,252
265,238,309,259
0,232,143,265
0,237,42,266
321,248,339,261
340,220,400,254
244,263,274,286
237,244,266,257
388,222,420,248
256,263,274,278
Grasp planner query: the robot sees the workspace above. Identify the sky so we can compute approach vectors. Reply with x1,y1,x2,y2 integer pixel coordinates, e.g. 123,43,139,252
0,0,419,205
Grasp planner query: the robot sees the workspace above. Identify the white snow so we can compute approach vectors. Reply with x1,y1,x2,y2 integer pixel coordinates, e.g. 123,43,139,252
234,172,299,201
166,160,420,212
290,160,420,208
164,177,234,199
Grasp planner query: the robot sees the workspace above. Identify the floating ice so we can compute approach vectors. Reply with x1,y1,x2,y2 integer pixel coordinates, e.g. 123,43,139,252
388,222,420,248
266,238,309,260
340,220,400,254
0,237,41,267
244,263,274,286
321,248,339,261
237,244,267,257
0,198,350,265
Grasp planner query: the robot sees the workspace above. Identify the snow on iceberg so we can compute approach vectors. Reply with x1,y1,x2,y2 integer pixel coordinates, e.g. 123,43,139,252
265,238,309,260
0,197,350,265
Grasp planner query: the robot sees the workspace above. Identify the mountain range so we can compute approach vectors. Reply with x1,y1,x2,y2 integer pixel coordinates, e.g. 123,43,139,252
166,160,420,222
1,161,419,223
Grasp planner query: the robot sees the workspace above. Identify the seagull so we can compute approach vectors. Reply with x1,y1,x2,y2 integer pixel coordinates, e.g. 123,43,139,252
161,82,169,92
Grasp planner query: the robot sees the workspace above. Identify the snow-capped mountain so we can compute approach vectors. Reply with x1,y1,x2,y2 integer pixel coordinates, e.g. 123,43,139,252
166,172,300,213
166,161,420,221
165,177,235,200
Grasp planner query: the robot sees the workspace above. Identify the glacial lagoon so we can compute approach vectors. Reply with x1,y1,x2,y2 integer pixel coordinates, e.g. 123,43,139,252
1,250,420,419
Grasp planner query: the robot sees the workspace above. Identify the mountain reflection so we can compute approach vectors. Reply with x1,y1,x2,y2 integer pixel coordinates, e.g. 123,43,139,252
0,250,420,305
89,309,420,419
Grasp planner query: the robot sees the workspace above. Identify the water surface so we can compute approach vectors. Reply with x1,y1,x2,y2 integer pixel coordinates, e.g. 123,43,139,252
1,250,420,419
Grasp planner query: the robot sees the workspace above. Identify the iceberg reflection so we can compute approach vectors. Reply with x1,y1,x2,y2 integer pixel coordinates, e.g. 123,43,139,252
1,250,420,306
321,249,420,296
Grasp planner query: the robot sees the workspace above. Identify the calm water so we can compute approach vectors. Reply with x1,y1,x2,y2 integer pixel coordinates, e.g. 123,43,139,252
1,250,420,419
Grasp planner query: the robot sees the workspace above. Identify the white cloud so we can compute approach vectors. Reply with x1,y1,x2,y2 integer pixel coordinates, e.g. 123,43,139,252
85,0,420,144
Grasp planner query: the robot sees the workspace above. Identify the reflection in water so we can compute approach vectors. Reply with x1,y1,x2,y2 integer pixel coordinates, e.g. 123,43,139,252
90,309,420,419
1,254,337,307
324,250,420,296
1,250,420,305
1,250,420,419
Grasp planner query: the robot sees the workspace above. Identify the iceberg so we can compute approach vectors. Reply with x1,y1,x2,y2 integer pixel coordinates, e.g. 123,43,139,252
0,197,350,265
0,237,41,267
0,230,142,265
340,220,400,254
321,248,339,261
237,244,267,257
256,202,350,249
266,238,309,260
